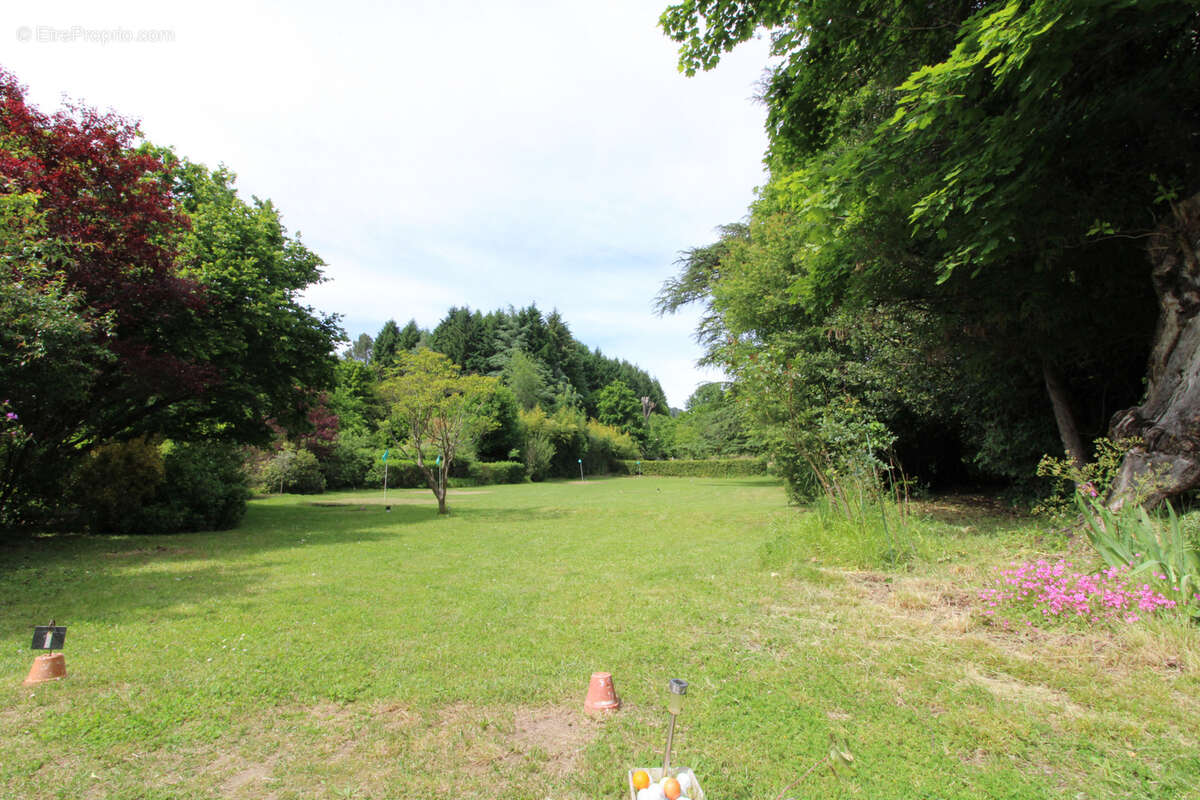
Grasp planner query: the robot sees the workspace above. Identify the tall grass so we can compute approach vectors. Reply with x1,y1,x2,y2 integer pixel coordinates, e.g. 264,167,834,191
762,455,930,571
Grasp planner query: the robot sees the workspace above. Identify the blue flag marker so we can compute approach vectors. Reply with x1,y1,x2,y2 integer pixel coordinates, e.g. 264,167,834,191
381,449,389,463
436,454,442,467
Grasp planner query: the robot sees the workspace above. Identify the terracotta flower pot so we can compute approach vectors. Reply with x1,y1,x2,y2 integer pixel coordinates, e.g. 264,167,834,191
584,671,620,713
23,653,66,686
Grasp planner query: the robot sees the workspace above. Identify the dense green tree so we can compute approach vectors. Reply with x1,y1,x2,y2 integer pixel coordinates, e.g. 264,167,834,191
475,384,522,461
348,332,373,363
659,0,1196,499
431,306,494,374
671,382,753,459
503,350,554,411
397,319,422,352
596,379,644,440
170,158,343,441
0,71,340,524
328,359,377,434
377,350,499,514
541,310,579,382
372,320,401,368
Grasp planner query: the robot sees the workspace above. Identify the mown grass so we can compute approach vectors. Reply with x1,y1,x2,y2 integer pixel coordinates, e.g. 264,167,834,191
1,477,1197,799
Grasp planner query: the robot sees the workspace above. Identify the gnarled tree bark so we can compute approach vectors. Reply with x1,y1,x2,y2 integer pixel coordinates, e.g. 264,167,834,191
1108,192,1200,510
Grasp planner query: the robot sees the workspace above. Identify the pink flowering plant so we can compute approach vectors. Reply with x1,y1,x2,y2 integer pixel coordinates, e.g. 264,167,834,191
978,558,1184,628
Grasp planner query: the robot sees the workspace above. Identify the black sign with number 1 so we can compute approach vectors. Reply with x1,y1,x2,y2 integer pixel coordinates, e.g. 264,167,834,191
31,626,66,650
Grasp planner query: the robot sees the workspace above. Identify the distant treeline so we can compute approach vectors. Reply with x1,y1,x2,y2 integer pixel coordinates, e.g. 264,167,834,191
348,305,669,418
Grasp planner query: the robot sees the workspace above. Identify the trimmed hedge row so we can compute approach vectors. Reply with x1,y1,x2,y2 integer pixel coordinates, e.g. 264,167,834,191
363,459,525,489
468,461,525,485
613,458,770,478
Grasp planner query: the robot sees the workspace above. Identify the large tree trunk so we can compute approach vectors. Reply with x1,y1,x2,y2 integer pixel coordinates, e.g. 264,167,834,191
1108,192,1200,510
1043,360,1087,472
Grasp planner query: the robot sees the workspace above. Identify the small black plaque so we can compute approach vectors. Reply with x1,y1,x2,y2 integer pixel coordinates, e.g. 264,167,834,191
31,626,66,650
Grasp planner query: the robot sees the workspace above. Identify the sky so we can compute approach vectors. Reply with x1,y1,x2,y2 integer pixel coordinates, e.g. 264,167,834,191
4,0,772,408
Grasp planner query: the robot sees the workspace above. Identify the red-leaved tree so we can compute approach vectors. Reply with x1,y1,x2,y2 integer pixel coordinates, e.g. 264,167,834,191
0,69,339,524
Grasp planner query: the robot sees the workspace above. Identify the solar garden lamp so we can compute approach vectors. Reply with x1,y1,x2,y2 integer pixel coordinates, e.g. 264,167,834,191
661,678,688,777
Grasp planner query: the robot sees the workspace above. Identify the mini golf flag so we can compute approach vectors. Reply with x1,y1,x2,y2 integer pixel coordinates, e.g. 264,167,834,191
435,454,442,466
381,449,389,463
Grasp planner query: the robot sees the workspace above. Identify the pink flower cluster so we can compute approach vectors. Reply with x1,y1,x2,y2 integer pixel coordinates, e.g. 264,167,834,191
978,559,1184,627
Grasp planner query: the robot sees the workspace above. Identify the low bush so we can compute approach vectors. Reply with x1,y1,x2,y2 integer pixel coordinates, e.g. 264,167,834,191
259,448,326,494
73,438,249,534
468,461,526,485
365,458,426,489
321,432,379,490
614,458,769,478
584,420,639,474
131,441,249,533
522,429,555,482
73,436,165,532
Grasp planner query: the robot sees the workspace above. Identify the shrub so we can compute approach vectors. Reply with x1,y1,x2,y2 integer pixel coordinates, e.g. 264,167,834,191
468,461,525,485
73,436,165,532
1078,494,1200,619
259,447,326,494
584,420,640,474
522,428,555,482
365,458,426,489
130,441,249,533
759,491,927,570
321,431,379,490
614,458,769,478
519,406,589,479
1034,437,1138,518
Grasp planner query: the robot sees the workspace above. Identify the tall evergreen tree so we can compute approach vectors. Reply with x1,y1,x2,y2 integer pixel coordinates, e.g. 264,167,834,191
372,320,401,368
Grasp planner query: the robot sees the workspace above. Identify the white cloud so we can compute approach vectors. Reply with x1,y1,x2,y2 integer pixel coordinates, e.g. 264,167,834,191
6,0,769,408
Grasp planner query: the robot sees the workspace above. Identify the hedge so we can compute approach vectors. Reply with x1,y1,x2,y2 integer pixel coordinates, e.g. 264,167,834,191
365,459,426,489
613,458,770,478
468,461,526,485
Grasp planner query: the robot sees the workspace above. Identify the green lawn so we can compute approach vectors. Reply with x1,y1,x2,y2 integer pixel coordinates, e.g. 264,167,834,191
1,477,1197,799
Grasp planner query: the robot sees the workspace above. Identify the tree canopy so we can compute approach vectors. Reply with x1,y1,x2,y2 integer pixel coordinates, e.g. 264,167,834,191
0,70,341,523
658,0,1199,498
377,349,499,514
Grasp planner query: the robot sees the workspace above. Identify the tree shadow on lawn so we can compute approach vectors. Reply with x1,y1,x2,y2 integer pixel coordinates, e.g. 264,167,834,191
436,505,574,523
0,504,431,630
0,497,588,632
0,556,272,636
694,478,784,488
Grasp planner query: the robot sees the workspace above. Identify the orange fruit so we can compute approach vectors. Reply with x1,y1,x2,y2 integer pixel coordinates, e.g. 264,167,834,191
632,770,650,790
663,777,681,799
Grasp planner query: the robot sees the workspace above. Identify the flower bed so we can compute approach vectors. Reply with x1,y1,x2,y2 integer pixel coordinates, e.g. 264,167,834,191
978,559,1181,627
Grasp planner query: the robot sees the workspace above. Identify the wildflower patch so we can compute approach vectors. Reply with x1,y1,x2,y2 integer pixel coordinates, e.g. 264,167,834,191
977,559,1182,628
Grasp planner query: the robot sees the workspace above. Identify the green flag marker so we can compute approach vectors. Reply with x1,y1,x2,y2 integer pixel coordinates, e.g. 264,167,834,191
435,454,442,467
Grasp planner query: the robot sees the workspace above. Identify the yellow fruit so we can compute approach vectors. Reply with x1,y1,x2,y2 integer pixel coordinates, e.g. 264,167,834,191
663,777,681,799
632,770,650,790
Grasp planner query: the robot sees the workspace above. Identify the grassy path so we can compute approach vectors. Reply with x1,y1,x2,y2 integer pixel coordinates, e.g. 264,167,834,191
1,477,1197,798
